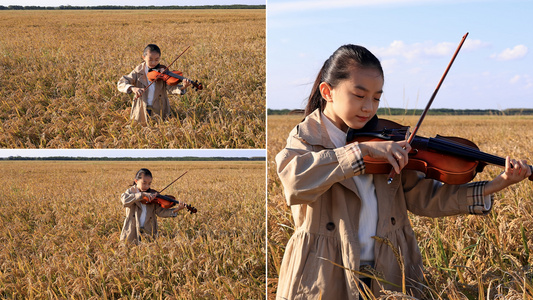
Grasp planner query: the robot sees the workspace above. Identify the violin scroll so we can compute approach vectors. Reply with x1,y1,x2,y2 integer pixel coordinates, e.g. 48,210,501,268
185,203,198,214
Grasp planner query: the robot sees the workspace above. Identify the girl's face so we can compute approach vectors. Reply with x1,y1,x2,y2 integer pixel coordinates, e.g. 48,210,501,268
135,174,152,192
143,51,160,69
321,66,383,132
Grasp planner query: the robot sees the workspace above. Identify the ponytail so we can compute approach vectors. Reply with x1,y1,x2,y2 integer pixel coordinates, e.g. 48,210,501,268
304,64,327,117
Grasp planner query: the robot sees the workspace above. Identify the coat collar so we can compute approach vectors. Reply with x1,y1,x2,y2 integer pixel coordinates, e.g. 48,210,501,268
134,62,149,88
296,109,336,149
130,185,144,210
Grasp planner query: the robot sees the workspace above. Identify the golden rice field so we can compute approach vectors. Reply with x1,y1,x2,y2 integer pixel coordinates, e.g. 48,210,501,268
268,114,533,299
0,10,265,148
0,160,265,299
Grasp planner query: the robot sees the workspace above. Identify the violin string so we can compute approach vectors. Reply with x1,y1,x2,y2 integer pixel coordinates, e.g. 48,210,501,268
385,128,502,165
427,137,505,166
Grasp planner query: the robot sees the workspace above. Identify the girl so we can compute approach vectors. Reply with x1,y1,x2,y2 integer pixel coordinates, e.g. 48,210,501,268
120,168,186,244
275,44,531,299
118,44,192,125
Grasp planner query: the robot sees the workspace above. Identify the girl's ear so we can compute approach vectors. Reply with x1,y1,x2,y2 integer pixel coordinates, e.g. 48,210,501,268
319,82,333,102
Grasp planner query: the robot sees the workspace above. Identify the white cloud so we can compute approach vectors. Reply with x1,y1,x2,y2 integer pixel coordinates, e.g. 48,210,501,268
372,37,491,63
509,74,521,84
374,40,413,60
491,45,528,61
423,42,454,57
508,74,533,89
374,40,461,62
463,39,491,51
380,58,397,74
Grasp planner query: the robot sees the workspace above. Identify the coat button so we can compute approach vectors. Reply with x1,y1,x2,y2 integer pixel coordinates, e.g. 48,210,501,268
391,217,396,225
326,222,335,231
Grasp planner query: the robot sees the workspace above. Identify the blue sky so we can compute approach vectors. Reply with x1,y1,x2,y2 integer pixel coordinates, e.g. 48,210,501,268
0,149,265,158
268,0,533,110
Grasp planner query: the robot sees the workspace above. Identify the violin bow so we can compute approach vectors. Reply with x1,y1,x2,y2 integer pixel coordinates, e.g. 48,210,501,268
158,171,188,194
157,171,197,214
387,32,469,184
133,45,191,100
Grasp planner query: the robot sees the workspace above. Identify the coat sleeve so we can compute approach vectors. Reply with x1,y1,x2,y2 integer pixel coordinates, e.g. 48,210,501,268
117,69,138,94
275,129,365,206
121,187,143,208
155,206,178,218
401,170,493,217
166,84,186,95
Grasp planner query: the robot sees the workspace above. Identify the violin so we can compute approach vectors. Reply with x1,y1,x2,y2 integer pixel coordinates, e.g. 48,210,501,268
345,33,533,185
141,191,197,214
147,65,203,91
347,118,533,185
133,46,198,100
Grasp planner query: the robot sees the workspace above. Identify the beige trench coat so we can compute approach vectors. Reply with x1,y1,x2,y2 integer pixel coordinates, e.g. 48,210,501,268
120,186,178,244
117,62,186,125
275,109,493,299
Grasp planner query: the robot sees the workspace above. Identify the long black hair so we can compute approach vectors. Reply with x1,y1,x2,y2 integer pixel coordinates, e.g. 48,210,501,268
304,44,384,117
143,44,161,56
131,168,152,186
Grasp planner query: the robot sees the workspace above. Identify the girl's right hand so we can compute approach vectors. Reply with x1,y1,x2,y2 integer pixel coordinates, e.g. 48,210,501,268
358,140,411,174
131,87,143,98
142,192,157,203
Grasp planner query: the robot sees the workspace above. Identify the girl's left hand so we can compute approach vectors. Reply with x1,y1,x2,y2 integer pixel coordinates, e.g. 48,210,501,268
484,156,532,196
172,200,186,212
182,79,192,89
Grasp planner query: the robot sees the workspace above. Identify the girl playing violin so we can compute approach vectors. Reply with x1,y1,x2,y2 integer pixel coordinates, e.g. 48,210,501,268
118,44,192,125
275,44,531,299
120,168,186,244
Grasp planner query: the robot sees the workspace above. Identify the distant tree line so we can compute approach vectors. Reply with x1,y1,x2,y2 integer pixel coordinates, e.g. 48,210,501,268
267,108,533,116
2,156,265,161
0,5,265,10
